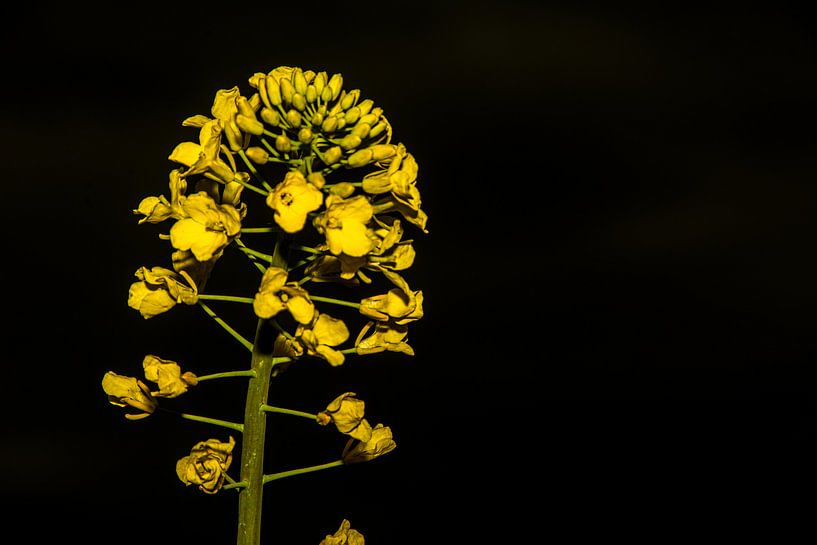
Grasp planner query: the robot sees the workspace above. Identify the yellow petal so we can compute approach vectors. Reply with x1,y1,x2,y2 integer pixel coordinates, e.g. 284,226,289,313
286,294,315,325
168,141,202,167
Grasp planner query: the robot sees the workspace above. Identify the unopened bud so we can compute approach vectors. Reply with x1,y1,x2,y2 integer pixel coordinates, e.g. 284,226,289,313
314,72,328,95
336,117,346,130
236,96,256,119
320,86,333,103
236,114,264,136
321,116,338,133
293,68,308,95
260,107,280,126
265,75,282,106
292,92,306,112
307,172,325,189
306,85,318,104
344,107,360,125
303,70,316,83
347,148,374,168
279,78,294,105
357,99,374,117
340,134,362,150
249,72,265,89
329,182,355,198
224,123,243,151
323,145,342,165
351,122,371,139
327,73,343,101
286,109,302,128
275,135,292,153
310,111,324,126
248,93,261,111
369,120,388,139
371,144,397,161
341,89,359,110
245,146,269,164
359,113,378,126
298,127,313,144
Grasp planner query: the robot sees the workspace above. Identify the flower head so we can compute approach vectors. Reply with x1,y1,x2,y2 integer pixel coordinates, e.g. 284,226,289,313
175,436,236,494
314,195,375,257
317,393,372,442
354,321,414,356
362,143,427,232
142,355,198,398
295,312,350,366
265,170,323,233
170,192,242,263
101,372,158,420
253,267,315,324
359,288,423,325
168,119,235,182
127,266,198,319
342,423,396,464
320,519,365,545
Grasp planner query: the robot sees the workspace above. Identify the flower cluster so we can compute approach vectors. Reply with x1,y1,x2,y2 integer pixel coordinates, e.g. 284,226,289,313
102,355,197,419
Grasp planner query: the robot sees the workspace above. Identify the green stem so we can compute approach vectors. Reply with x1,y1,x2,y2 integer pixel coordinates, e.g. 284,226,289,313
262,460,344,484
179,412,244,433
259,405,317,420
291,244,321,254
234,238,268,274
198,294,255,304
241,227,278,233
224,480,248,491
198,302,253,352
231,174,269,197
237,245,274,263
238,149,274,192
310,295,361,309
197,370,257,382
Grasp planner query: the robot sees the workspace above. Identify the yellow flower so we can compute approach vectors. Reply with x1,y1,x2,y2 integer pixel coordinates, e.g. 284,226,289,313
359,288,423,325
295,312,350,366
170,192,242,262
342,423,396,464
253,266,315,324
210,86,246,151
265,170,323,233
127,266,198,319
175,436,235,495
304,254,370,284
354,321,414,356
168,119,235,182
317,393,373,442
314,195,375,257
320,519,365,545
101,372,158,420
142,355,198,398
362,144,427,232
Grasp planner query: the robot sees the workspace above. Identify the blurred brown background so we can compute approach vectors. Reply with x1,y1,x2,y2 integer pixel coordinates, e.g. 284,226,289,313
1,1,816,542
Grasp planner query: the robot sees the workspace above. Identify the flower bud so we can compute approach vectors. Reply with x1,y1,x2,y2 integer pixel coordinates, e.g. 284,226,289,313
350,122,370,139
260,107,280,126
265,75,282,106
298,127,313,144
286,109,302,128
292,92,307,111
224,123,244,151
248,72,265,89
340,134,362,150
320,85,333,103
303,69,316,83
236,114,264,136
310,111,324,126
329,182,356,198
280,77,294,105
236,96,256,119
256,76,272,109
293,68,308,95
245,146,269,164
314,71,328,95
307,172,325,189
275,135,292,153
371,144,397,161
323,145,342,165
357,99,374,117
359,113,378,126
341,89,359,110
336,116,346,130
321,116,338,133
344,106,360,125
306,84,318,103
347,148,374,168
369,120,388,139
327,73,343,100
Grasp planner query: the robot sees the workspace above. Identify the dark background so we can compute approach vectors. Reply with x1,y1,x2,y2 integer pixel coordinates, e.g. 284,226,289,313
2,1,816,542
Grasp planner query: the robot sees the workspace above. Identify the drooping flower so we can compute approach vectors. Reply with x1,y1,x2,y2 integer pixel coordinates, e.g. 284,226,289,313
169,192,242,263
295,312,350,366
127,266,198,319
168,119,235,182
362,143,427,232
314,195,375,257
133,169,188,225
316,393,372,442
359,288,423,325
101,372,158,420
341,423,396,464
354,321,414,356
175,436,236,494
142,355,198,398
319,519,365,545
265,170,323,233
253,266,315,324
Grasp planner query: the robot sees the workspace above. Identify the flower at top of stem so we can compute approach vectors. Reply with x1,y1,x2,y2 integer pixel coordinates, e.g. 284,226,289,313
170,191,242,263
359,288,424,325
295,312,350,366
128,266,198,319
314,195,376,257
319,519,365,545
175,436,235,495
317,392,373,442
253,266,315,324
142,355,198,398
265,170,324,233
341,423,396,464
101,372,158,420
354,321,414,356
168,119,236,182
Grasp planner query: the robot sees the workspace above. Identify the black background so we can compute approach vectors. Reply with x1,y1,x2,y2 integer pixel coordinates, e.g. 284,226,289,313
2,1,817,542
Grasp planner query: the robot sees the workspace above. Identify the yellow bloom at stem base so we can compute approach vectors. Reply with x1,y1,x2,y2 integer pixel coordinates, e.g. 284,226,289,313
317,392,372,442
176,436,236,495
266,170,323,233
341,423,396,464
320,519,365,545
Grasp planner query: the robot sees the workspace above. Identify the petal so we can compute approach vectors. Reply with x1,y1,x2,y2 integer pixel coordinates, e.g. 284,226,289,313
168,142,203,167
286,295,315,325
